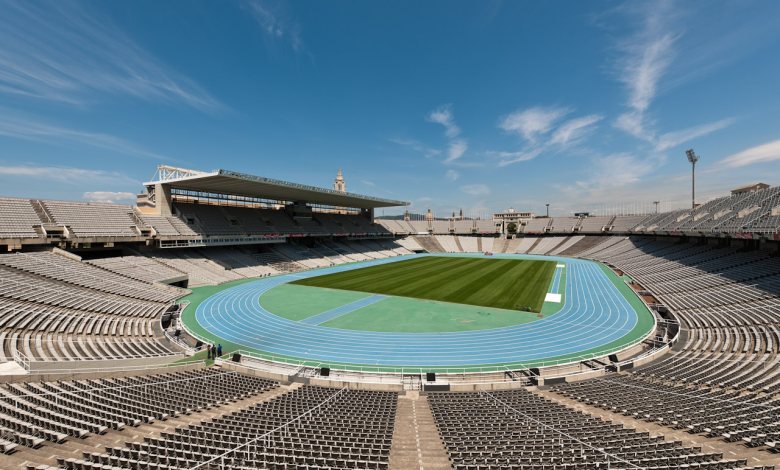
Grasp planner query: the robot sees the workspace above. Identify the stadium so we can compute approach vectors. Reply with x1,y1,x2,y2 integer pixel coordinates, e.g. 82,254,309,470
3,1,780,469
0,162,778,470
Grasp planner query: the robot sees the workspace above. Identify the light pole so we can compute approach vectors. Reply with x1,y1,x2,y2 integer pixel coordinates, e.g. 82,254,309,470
545,203,550,218
686,149,700,210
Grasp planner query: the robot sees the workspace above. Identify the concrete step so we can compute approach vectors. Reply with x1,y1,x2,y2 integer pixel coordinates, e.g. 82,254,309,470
389,392,452,470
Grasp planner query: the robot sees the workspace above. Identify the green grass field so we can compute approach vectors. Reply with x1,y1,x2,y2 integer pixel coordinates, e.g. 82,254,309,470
291,255,556,312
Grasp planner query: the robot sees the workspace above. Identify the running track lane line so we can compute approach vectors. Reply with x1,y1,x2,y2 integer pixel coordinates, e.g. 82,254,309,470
299,294,387,325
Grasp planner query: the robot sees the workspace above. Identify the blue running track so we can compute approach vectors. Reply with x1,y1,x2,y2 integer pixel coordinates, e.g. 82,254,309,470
192,254,652,370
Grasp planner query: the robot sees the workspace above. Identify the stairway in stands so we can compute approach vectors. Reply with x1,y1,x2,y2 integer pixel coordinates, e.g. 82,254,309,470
559,235,611,257
389,392,452,470
453,236,464,252
492,238,508,253
413,236,445,253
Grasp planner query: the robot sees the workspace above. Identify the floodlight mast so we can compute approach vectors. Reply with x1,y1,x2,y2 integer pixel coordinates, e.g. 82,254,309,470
686,149,700,210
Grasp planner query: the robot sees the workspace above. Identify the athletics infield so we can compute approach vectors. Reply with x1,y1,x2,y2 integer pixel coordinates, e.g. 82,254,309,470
180,253,654,373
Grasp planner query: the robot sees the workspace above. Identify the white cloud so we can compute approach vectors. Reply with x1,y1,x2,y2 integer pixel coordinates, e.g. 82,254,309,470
445,169,459,181
0,111,173,160
244,0,304,52
549,114,603,147
427,104,461,138
0,165,137,185
611,1,679,141
490,149,543,167
426,104,470,165
0,1,223,111
83,191,136,203
655,118,735,151
590,153,657,188
389,138,441,158
460,184,490,196
499,106,570,143
619,34,676,114
490,108,600,167
719,139,780,168
445,139,468,163
614,111,654,142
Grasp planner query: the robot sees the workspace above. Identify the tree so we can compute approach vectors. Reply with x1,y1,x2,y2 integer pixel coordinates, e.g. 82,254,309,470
506,222,517,234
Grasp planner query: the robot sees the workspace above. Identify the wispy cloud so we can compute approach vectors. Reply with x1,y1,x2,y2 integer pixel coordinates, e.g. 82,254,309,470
604,1,734,168
488,149,543,167
83,191,137,203
719,138,780,168
491,106,602,167
656,118,736,152
445,139,468,164
461,184,490,196
427,104,461,138
0,110,174,160
445,169,459,181
0,0,223,111
0,165,137,185
589,153,658,188
499,106,570,143
549,114,604,147
611,1,679,142
389,138,441,158
243,0,304,53
428,104,468,164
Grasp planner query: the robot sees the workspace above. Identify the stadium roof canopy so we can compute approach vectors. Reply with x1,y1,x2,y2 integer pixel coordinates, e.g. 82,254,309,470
145,166,409,209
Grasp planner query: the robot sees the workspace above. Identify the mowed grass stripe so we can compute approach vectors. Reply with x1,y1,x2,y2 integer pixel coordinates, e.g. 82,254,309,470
321,256,458,292
292,256,556,312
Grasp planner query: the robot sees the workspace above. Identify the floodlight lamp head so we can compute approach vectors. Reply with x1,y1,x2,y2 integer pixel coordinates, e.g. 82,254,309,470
686,149,699,164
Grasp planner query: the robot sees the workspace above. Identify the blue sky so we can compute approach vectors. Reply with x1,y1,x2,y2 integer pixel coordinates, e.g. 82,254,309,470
1,0,780,217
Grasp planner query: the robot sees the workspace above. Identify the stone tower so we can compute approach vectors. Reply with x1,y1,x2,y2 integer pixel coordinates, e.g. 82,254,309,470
333,169,346,193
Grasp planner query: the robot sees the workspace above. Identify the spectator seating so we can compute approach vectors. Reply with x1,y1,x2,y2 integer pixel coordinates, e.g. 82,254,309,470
42,201,140,238
1,368,276,451
429,388,757,469
0,198,42,239
62,385,395,470
86,256,187,284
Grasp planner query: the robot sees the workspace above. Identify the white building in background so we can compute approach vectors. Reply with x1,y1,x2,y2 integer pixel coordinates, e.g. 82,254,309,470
493,208,535,232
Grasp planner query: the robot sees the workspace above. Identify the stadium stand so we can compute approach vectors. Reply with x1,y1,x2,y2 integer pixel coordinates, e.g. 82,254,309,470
474,219,497,234
609,214,649,233
59,385,396,470
547,235,584,255
578,216,613,234
42,201,141,239
413,236,445,253
430,220,450,235
480,236,495,253
452,220,472,234
527,236,566,255
550,217,580,233
0,369,276,450
524,218,551,234
544,235,780,450
457,236,478,252
4,172,780,469
429,389,761,469
0,198,42,240
435,235,460,253
85,256,187,284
